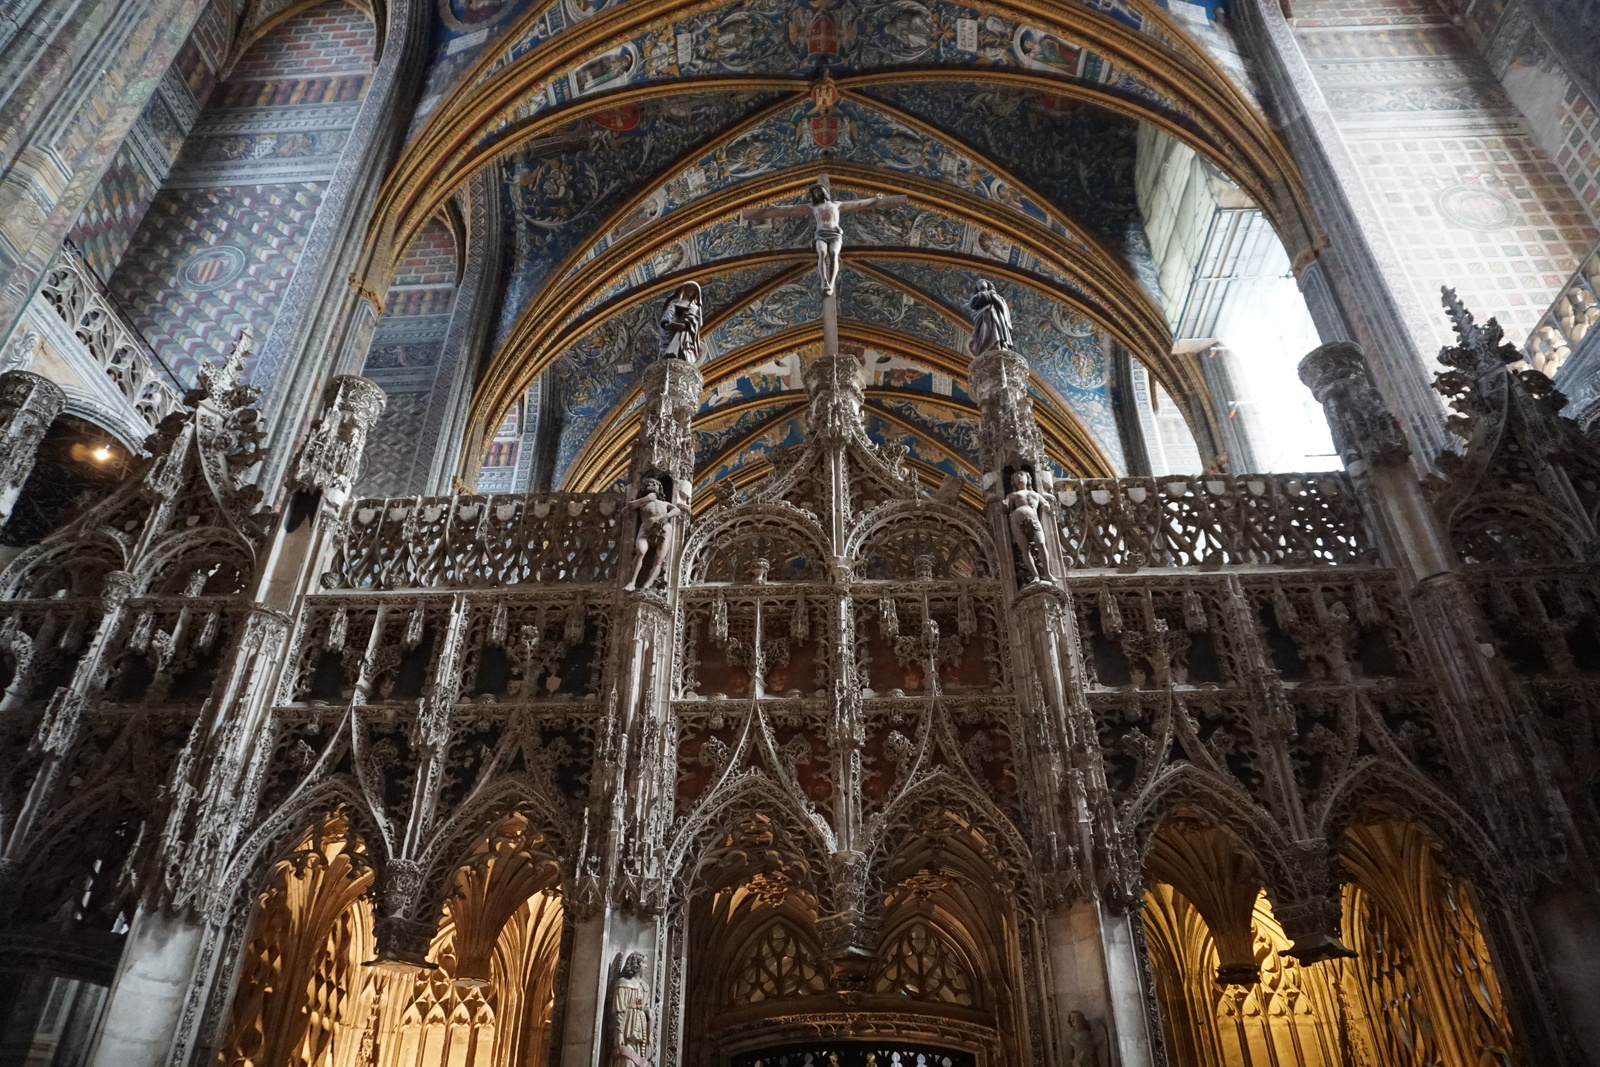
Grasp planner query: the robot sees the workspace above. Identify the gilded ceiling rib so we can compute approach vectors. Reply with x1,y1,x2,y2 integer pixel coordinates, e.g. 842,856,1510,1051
466,162,1190,469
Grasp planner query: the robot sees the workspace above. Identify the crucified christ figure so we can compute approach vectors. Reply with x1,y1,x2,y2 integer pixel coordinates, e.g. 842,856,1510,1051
741,181,909,295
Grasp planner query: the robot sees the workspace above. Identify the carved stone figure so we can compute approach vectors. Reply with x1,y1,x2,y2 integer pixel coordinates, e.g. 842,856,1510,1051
0,329,40,375
968,279,1014,356
624,477,685,591
741,181,908,295
659,281,702,362
608,952,652,1067
1005,469,1052,584
1065,1010,1106,1067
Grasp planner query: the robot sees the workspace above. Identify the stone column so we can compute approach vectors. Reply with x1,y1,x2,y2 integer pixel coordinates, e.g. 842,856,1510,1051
1299,341,1453,580
1044,903,1158,1067
0,369,64,525
970,344,1155,1066
86,907,206,1067
1231,0,1449,459
563,355,700,1067
253,0,434,495
1300,339,1584,1065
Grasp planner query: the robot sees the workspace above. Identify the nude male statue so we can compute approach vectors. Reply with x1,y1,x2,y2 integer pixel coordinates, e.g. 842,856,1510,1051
741,181,909,296
1005,469,1052,585
623,477,685,592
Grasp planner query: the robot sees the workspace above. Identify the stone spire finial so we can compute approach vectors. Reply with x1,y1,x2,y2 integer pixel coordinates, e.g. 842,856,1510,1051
293,375,387,502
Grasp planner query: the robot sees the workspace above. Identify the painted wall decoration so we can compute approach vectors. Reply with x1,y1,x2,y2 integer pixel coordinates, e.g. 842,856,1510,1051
472,0,1189,155
836,271,964,350
859,82,1152,271
565,96,1083,277
69,1,229,281
107,0,377,389
695,412,808,492
695,398,809,471
358,218,462,496
559,179,1088,342
496,88,788,340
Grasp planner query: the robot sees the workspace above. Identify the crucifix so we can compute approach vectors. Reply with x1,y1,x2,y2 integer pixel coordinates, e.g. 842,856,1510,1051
740,175,908,356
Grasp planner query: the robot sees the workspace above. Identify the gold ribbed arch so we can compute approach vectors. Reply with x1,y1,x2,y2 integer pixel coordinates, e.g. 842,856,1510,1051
364,0,1318,267
558,318,1119,496
466,160,1201,468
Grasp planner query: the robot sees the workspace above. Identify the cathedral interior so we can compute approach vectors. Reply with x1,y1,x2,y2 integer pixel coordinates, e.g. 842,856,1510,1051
4,0,1600,1064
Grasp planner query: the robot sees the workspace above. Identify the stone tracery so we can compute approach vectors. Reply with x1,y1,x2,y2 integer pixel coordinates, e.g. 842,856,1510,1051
2,1,1600,1065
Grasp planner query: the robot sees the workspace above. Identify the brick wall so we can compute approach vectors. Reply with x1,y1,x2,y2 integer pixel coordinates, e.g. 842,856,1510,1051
106,0,376,390
1294,0,1599,348
357,217,461,497
229,2,376,80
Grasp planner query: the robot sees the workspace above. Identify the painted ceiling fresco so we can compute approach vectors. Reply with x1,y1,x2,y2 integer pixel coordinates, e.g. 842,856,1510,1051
858,83,1154,271
470,0,1193,156
565,96,1085,278
420,0,1251,494
496,88,788,340
561,179,1090,331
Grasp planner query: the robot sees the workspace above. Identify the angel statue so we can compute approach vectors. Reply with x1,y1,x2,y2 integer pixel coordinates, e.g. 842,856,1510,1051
608,953,652,1067
969,279,1014,356
659,281,702,362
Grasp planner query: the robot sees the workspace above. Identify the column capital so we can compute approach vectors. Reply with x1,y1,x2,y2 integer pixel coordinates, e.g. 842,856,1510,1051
631,358,703,493
969,346,1049,473
1298,341,1411,468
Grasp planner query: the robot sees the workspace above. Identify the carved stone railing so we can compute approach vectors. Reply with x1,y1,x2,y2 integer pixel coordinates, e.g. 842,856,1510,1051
327,492,627,590
1526,242,1600,377
35,245,182,428
1054,473,1373,569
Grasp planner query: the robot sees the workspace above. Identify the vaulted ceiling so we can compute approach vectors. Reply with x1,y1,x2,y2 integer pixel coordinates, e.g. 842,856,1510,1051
356,0,1322,495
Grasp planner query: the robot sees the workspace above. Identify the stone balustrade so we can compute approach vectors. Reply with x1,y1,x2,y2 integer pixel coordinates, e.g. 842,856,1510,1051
1054,472,1372,570
35,245,183,429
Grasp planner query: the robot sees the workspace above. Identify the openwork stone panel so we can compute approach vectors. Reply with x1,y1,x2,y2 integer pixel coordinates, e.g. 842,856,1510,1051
328,492,625,589
1056,474,1373,569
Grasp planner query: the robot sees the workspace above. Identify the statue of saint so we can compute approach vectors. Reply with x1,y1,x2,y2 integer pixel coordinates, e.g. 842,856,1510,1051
624,477,685,592
742,181,909,296
1065,1010,1107,1067
1005,469,1052,584
608,953,652,1067
659,281,702,362
968,279,1014,356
